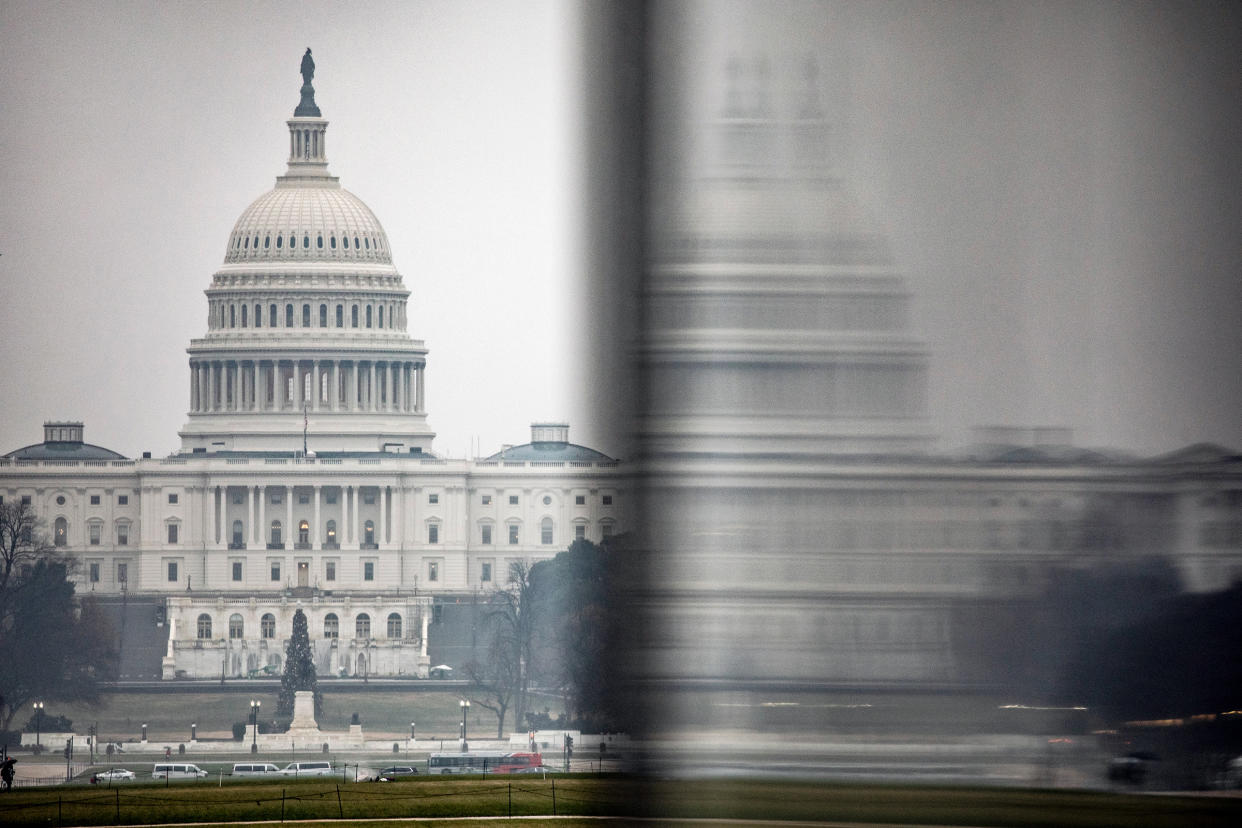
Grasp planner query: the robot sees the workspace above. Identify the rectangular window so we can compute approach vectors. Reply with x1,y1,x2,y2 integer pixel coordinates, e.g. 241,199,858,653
117,524,129,545
481,562,492,582
508,525,519,545
167,562,178,582
575,525,586,540
325,561,336,581
232,561,243,581
22,495,32,505
575,495,585,506
167,523,178,544
364,492,376,505
428,524,439,544
481,524,492,545
232,491,244,504
602,495,613,505
482,495,492,505
509,495,519,505
428,493,439,504
116,562,127,583
89,523,101,545
326,491,338,504
364,561,374,581
270,491,282,504
168,493,178,504
90,494,101,506
270,562,281,582
602,523,614,539
118,494,128,505
298,494,310,504
428,561,438,582
89,562,100,583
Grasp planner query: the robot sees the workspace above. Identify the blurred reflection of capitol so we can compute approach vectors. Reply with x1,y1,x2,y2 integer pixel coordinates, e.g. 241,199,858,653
630,2,1242,731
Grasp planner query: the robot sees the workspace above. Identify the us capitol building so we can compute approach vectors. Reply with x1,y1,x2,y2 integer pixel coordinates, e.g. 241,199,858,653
0,56,623,681
4,50,1242,696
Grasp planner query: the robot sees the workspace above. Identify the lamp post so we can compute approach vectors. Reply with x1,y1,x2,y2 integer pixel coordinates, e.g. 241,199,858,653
250,700,261,754
33,701,43,749
459,700,470,753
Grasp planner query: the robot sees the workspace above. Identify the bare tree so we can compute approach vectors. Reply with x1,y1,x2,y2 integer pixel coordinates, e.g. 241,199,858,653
467,559,541,737
0,500,54,624
0,501,116,731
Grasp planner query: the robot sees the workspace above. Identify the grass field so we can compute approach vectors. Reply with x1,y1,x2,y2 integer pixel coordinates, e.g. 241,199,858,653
0,776,1239,828
47,688,553,742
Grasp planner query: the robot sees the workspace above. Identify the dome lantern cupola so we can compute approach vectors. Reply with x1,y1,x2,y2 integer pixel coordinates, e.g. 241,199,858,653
283,48,333,182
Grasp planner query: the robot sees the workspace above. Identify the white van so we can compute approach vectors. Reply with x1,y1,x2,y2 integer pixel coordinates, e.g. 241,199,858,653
232,763,280,777
279,761,333,777
152,763,209,779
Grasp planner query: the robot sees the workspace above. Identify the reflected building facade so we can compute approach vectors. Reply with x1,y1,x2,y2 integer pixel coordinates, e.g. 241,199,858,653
630,1,1242,740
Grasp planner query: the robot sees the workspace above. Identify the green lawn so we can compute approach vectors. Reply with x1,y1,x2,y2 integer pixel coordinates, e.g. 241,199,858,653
48,688,543,743
0,777,1239,828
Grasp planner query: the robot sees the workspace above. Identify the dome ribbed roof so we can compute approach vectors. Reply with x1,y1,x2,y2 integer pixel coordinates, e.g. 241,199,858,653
223,185,392,265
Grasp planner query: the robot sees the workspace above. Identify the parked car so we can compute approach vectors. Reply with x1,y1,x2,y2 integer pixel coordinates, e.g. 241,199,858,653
279,761,334,777
152,763,209,780
376,766,418,780
91,768,136,783
232,763,280,777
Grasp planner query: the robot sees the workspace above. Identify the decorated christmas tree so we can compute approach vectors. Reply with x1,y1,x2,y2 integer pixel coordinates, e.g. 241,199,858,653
277,608,322,718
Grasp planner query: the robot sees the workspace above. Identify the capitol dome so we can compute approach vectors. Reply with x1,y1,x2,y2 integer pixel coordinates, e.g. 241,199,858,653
224,185,392,265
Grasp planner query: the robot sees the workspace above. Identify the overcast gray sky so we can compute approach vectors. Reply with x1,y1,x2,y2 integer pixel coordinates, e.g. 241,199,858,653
2,1,1240,459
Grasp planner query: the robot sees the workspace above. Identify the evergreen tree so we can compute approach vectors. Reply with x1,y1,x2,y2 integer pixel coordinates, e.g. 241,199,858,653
277,608,321,718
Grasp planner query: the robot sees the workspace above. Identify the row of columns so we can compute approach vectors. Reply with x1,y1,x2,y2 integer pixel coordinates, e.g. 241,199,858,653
214,484,391,549
191,359,425,415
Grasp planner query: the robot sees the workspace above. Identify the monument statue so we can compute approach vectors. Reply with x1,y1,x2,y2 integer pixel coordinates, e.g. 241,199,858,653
295,47,321,118
300,48,315,85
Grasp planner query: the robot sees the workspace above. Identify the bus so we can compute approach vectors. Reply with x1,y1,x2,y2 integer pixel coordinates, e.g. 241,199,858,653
427,752,544,774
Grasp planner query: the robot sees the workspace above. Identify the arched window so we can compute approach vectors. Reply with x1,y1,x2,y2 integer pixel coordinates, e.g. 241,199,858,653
330,235,336,249
255,304,262,327
324,613,339,639
231,519,244,548
336,305,344,327
285,304,293,327
342,235,349,249
364,520,375,547
378,306,384,328
354,236,360,249
264,235,270,249
269,304,277,327
387,612,402,639
197,614,212,639
261,613,276,639
365,305,372,328
351,305,359,328
325,519,337,547
270,520,282,546
229,304,236,327
53,517,67,546
289,234,296,249
276,235,283,249
244,236,249,249
303,235,310,249
355,613,371,639
541,517,553,545
241,304,248,326
302,304,310,327
317,235,323,249
319,304,327,327
298,520,309,545
229,614,244,639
